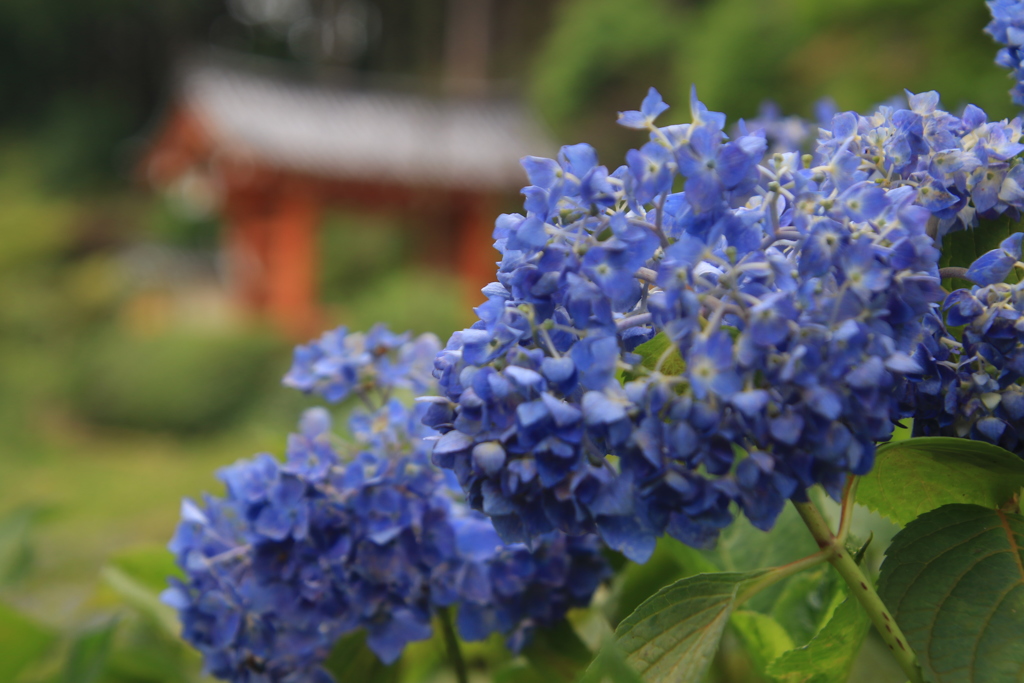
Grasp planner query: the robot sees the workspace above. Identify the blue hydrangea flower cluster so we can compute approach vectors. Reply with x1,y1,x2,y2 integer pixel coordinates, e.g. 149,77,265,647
737,99,837,154
826,91,1024,238
987,0,1024,106
284,323,438,402
165,327,609,683
423,87,1024,563
902,233,1024,453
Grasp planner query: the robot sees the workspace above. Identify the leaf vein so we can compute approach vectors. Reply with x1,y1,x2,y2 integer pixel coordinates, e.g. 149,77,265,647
996,510,1024,580
967,578,1023,677
893,524,997,616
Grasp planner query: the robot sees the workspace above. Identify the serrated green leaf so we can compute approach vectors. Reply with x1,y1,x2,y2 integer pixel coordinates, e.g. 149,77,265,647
601,570,769,682
322,630,401,683
877,504,1024,683
730,610,795,676
629,332,684,378
0,601,56,681
521,620,592,681
766,584,871,683
940,218,1023,289
59,617,120,683
858,437,1024,526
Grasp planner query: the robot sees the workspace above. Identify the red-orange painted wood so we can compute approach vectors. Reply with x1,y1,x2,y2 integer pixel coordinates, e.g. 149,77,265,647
141,105,517,339
454,192,498,307
264,180,322,339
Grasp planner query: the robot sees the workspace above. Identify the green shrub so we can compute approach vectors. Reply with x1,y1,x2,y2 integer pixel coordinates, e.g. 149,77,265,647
70,327,285,433
345,267,475,342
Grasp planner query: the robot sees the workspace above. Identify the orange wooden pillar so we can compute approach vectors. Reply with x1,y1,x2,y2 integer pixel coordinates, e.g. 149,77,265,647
223,188,269,312
264,180,322,339
222,177,322,339
454,192,498,306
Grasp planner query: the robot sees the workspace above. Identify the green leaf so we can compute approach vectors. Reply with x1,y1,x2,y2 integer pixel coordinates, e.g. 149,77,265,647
704,503,820,612
629,332,684,378
577,642,646,683
660,536,722,576
877,504,1024,683
521,620,593,682
607,538,703,626
0,601,56,681
0,504,45,586
599,570,769,682
102,615,197,683
100,565,180,637
59,617,120,683
940,217,1023,290
729,610,795,676
323,630,401,683
493,660,541,683
767,565,839,647
107,543,183,593
765,585,871,683
858,437,1024,526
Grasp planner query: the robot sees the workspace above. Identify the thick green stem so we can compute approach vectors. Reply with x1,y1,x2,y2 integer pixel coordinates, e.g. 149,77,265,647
793,498,923,683
439,607,469,683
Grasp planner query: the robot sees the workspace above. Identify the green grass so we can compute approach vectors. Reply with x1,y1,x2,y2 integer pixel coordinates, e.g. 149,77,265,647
0,419,287,622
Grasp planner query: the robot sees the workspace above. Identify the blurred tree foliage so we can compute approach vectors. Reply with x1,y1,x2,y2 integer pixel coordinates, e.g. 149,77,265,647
0,0,558,191
0,0,222,190
532,0,1017,160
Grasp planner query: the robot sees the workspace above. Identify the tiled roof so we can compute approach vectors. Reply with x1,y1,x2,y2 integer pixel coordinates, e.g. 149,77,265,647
178,56,554,190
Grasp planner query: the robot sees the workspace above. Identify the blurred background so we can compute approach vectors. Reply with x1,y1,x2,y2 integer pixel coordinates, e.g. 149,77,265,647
0,0,1013,681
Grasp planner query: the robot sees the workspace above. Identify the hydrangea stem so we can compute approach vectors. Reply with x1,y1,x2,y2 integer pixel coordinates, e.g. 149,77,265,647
792,497,924,683
440,607,469,683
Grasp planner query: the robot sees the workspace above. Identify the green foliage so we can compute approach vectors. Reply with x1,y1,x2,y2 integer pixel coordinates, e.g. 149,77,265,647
606,538,701,626
765,587,871,683
530,0,682,130
531,0,1016,169
58,617,120,683
345,267,475,342
878,504,1024,682
0,601,56,681
0,505,45,586
0,144,73,269
767,565,839,646
70,327,284,432
703,503,821,613
318,210,406,302
578,645,646,683
100,565,179,637
146,198,220,250
106,544,183,594
940,216,1024,290
597,570,770,682
858,437,1024,526
730,610,796,675
676,0,1013,119
323,630,402,683
95,544,207,683
521,620,594,681
627,332,685,380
